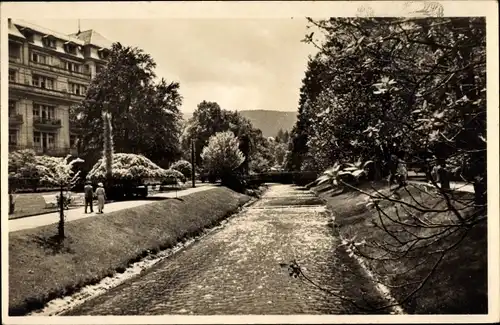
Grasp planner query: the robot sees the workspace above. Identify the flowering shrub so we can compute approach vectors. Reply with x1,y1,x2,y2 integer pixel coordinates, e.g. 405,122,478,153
164,168,186,185
9,150,83,191
87,153,183,184
170,159,192,179
38,155,84,190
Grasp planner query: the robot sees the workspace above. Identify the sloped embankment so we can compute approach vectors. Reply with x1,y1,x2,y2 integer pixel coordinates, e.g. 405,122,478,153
316,183,487,314
9,187,251,316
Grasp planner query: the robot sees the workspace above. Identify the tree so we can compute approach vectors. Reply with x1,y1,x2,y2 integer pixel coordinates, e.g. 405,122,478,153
284,16,487,312
286,57,329,171
265,137,287,169
39,155,84,239
275,129,290,144
182,101,227,167
200,131,245,184
182,101,273,175
72,42,183,170
298,17,486,194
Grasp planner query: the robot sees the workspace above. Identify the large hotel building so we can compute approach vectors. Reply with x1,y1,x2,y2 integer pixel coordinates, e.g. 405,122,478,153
8,19,111,157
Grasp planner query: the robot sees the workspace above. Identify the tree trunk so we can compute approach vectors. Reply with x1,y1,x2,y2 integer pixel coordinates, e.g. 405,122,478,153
9,194,15,215
191,139,196,188
373,160,383,181
58,185,65,239
473,178,487,207
437,167,450,190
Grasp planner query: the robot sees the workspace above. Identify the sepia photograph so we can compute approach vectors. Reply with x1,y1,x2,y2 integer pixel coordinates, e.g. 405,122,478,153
1,1,499,323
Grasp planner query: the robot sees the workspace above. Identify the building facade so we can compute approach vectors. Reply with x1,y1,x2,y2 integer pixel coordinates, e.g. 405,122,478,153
8,19,111,157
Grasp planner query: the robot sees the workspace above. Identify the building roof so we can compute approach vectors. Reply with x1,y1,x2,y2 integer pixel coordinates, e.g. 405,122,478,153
70,29,113,49
8,21,26,39
11,19,84,45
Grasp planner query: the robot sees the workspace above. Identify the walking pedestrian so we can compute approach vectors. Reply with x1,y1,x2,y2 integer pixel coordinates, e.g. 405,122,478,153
95,182,106,214
84,181,94,213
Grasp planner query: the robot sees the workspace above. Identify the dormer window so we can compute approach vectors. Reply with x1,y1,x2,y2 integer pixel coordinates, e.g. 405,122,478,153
19,28,34,42
98,48,110,60
64,42,79,55
42,35,57,49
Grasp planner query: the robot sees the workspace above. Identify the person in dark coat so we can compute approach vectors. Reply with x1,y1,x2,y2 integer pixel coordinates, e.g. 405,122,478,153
84,181,94,213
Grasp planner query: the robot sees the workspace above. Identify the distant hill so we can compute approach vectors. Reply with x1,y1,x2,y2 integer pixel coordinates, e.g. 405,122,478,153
239,110,297,138
182,109,297,138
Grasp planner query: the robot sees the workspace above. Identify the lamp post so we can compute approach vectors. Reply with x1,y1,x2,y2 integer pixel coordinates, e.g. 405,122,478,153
191,138,196,188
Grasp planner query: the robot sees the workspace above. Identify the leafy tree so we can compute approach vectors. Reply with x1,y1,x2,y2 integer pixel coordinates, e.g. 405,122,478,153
200,131,245,183
72,42,183,170
298,17,486,195
182,101,227,167
285,16,487,312
39,155,84,239
265,137,287,169
274,142,289,168
182,101,273,174
275,129,290,144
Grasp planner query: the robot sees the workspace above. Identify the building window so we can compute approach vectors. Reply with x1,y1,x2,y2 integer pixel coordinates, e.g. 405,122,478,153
65,44,78,55
9,69,17,82
32,74,55,90
96,64,104,75
31,52,50,65
47,133,56,148
33,131,41,146
42,37,57,49
69,82,87,96
98,49,109,60
8,42,21,58
22,30,35,42
33,131,56,150
33,103,56,120
9,100,17,116
64,61,81,73
9,130,18,146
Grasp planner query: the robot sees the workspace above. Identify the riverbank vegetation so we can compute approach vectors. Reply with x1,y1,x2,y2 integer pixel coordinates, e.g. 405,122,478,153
285,16,487,314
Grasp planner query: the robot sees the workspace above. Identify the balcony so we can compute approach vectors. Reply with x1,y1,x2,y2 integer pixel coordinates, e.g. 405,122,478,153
33,117,62,130
29,61,92,80
9,81,86,103
9,55,22,64
9,114,24,126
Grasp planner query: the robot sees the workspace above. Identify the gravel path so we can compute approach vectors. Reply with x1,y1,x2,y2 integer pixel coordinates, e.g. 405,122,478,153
64,184,378,315
9,185,216,232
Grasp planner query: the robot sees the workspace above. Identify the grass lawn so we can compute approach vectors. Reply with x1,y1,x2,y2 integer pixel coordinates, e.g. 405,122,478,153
316,182,487,314
8,193,71,220
9,187,251,316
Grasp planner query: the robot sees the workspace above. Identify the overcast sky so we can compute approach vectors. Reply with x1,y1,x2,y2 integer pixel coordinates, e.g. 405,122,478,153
24,19,318,114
